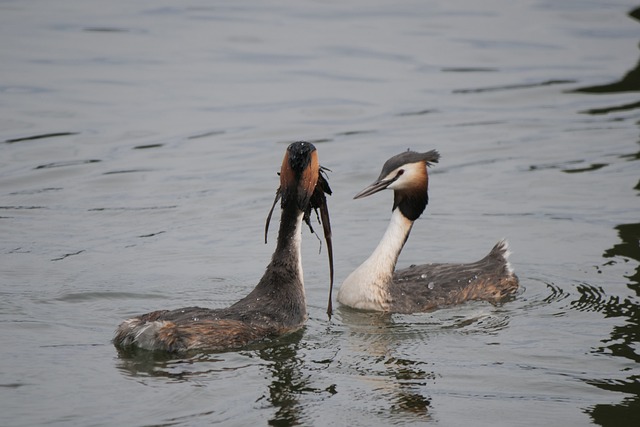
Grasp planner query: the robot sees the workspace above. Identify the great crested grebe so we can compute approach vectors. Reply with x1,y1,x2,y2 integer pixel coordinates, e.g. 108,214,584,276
337,150,518,313
114,141,333,352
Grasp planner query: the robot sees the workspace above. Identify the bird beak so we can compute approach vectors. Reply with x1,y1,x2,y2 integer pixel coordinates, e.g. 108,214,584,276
353,178,395,199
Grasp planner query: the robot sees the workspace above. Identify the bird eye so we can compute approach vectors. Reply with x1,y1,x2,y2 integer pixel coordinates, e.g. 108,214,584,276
397,169,404,176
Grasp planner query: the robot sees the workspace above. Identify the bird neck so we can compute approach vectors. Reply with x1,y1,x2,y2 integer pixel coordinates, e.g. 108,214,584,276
363,207,414,281
338,208,413,310
273,202,304,268
393,185,429,221
370,185,428,270
241,201,306,318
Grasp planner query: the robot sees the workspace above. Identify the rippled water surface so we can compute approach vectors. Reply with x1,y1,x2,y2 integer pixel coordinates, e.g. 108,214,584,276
2,1,639,426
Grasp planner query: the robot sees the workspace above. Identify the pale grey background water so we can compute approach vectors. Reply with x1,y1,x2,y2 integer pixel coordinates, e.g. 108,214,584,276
1,0,639,426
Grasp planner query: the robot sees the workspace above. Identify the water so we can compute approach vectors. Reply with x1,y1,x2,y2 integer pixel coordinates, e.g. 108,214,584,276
1,0,639,425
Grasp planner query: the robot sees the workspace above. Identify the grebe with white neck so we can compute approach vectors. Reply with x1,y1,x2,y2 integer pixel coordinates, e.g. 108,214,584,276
337,150,518,313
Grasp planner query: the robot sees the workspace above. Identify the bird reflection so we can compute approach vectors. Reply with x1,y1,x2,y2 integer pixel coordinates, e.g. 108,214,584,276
254,331,309,426
337,308,436,422
587,221,640,426
571,7,640,116
114,331,335,426
576,7,640,425
337,298,515,423
114,346,216,381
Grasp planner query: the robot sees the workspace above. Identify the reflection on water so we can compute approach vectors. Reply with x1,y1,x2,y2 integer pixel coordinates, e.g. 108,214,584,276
572,7,640,115
331,309,434,423
115,330,332,426
572,8,640,97
588,221,640,425
330,306,518,423
255,333,335,427
569,7,640,425
116,349,227,382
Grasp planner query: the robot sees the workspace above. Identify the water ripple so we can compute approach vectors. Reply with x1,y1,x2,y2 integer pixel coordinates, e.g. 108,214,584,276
35,159,101,169
5,132,79,143
569,283,629,315
87,205,177,211
54,291,167,302
51,250,85,262
453,79,576,94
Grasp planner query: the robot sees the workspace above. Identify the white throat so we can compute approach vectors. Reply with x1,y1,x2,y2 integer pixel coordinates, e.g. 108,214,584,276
338,208,413,310
269,209,306,300
292,211,305,299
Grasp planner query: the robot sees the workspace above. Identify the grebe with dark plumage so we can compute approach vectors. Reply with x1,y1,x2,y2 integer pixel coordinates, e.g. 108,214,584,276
337,150,518,313
114,141,333,352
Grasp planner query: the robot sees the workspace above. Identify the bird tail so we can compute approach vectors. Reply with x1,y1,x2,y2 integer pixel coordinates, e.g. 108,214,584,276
489,239,514,275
